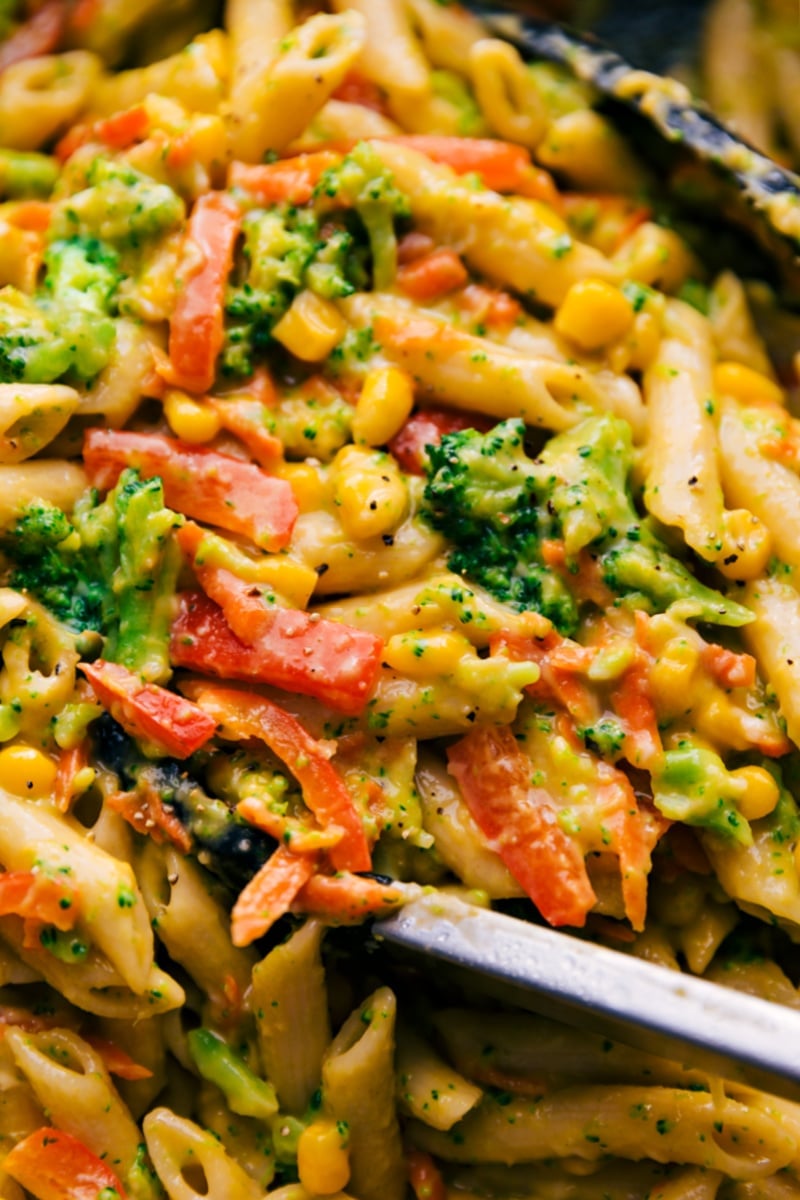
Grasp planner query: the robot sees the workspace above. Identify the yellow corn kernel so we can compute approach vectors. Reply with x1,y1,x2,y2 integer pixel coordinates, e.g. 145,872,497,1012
163,390,222,444
731,765,780,822
251,557,318,609
0,744,57,798
713,361,784,409
554,279,634,351
716,508,772,581
384,628,473,678
649,640,699,713
297,1120,350,1196
332,445,408,540
272,291,346,363
272,461,329,514
352,366,414,448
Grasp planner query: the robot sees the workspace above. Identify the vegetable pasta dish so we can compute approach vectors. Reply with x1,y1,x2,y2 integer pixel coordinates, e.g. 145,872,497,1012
2,0,800,1197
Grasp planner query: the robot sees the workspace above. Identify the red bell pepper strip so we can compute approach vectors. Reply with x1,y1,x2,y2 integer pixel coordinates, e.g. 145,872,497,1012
332,70,390,114
4,1127,128,1200
188,684,371,873
80,660,217,759
701,643,757,690
380,135,559,200
171,590,383,716
107,786,192,853
408,1152,447,1200
0,871,79,931
169,191,241,395
388,407,492,475
457,283,521,330
397,248,468,301
56,104,150,161
447,725,596,928
83,429,298,552
0,2,66,73
231,846,317,947
207,395,283,466
54,742,88,813
84,1036,153,1081
294,872,405,922
229,152,341,206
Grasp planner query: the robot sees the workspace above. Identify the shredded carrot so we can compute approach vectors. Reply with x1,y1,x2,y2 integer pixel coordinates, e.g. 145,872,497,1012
408,1152,447,1200
84,1037,153,1081
107,787,192,853
701,643,757,690
54,743,88,813
294,872,405,922
231,847,317,946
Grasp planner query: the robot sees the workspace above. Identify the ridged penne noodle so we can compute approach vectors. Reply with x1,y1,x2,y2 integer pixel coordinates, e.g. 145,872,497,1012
5,1028,147,1192
330,0,429,106
406,0,485,74
0,53,101,151
396,1022,483,1130
323,987,406,1200
717,398,800,567
709,272,775,377
409,1085,797,1178
0,790,153,993
370,142,618,306
252,920,331,1116
0,460,88,523
90,32,229,116
341,293,603,430
470,39,548,149
295,99,401,150
643,299,725,562
137,843,256,1010
0,383,79,464
143,1108,264,1200
227,10,366,161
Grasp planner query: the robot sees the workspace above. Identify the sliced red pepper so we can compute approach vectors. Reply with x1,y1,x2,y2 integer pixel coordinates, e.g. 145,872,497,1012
397,248,468,301
56,104,150,161
388,407,493,475
207,395,283,466
171,589,382,716
0,871,79,931
84,1036,153,1081
80,659,217,759
83,428,298,552
294,871,405,922
701,643,757,690
457,283,521,330
383,135,552,196
408,1152,447,1200
332,70,390,114
4,1127,128,1200
448,725,596,927
188,684,371,873
231,846,317,947
54,742,87,813
169,191,241,394
107,787,192,853
0,1,66,73
229,152,341,206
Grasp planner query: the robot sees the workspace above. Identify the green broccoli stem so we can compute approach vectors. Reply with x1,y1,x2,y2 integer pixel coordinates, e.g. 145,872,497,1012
188,1028,279,1120
0,149,58,199
106,473,183,684
601,539,753,627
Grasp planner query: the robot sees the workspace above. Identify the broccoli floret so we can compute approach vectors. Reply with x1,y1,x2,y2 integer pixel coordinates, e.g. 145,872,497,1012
0,501,106,631
313,142,410,288
50,157,185,249
424,414,752,633
37,235,121,381
424,420,578,633
222,206,359,376
3,470,182,682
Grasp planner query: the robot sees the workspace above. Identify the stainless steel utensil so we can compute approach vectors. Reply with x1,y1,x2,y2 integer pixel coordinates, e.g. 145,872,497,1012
377,894,800,1102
